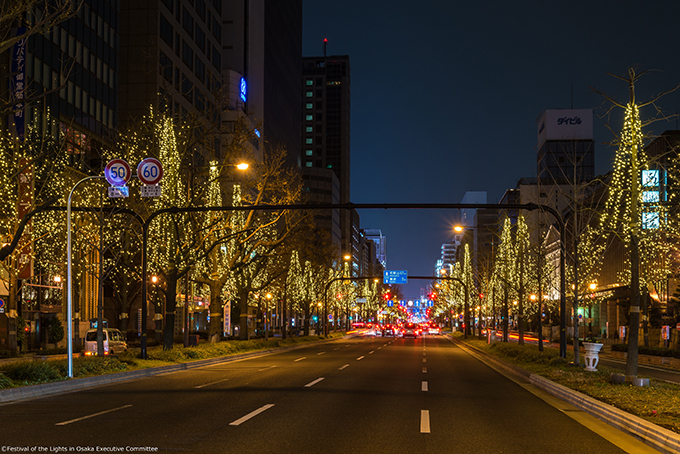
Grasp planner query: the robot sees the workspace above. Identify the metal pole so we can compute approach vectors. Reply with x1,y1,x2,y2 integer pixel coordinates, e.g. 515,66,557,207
67,175,104,378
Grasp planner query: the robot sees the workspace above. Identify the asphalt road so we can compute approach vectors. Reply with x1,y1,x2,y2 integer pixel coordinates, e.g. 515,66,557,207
0,335,657,454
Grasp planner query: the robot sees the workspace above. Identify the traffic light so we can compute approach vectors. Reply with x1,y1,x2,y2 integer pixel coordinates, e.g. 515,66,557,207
384,293,391,300
428,292,437,300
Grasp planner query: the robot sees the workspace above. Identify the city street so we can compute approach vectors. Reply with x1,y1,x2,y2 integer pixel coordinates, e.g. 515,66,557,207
0,336,655,454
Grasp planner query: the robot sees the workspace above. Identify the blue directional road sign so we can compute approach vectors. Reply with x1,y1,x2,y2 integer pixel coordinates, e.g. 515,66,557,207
387,300,394,307
383,270,408,284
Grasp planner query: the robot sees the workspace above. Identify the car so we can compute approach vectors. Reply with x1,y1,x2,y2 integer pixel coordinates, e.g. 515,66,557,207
428,325,440,335
402,322,420,338
382,325,396,337
84,328,128,356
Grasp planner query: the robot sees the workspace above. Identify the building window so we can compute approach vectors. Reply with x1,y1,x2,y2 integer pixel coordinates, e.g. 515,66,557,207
182,40,193,69
305,150,313,156
305,114,313,121
195,57,205,82
182,73,193,102
196,0,206,21
212,16,220,39
183,7,194,34
306,138,313,144
305,91,313,97
160,14,173,45
195,27,206,52
306,103,313,109
212,45,220,69
160,51,173,82
306,126,313,133
306,162,313,167
306,79,313,86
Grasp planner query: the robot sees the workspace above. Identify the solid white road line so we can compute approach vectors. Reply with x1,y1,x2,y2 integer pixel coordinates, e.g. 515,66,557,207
356,356,365,361
422,381,428,392
229,404,275,426
317,352,326,355
422,367,427,373
339,364,350,370
56,405,133,426
304,377,325,388
420,410,431,433
294,357,307,362
195,378,229,389
258,365,277,372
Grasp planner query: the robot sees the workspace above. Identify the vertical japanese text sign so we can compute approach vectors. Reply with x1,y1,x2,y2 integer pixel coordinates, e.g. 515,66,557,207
10,28,27,141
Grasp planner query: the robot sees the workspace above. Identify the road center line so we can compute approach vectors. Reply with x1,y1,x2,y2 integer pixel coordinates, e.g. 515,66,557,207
422,367,427,373
56,405,133,426
369,350,375,354
423,352,426,356
420,410,431,433
229,404,275,426
317,352,326,355
304,377,325,388
422,381,428,392
422,358,427,363
294,357,307,362
195,378,229,389
339,364,350,370
333,347,340,350
357,356,365,361
258,365,277,372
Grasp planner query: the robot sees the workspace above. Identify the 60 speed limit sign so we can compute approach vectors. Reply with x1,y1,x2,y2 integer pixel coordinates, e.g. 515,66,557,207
137,158,163,185
105,159,132,186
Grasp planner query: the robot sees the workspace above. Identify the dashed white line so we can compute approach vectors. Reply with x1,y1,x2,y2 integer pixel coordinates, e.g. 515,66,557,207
304,377,325,388
423,352,426,356
333,347,340,351
339,364,350,370
369,350,375,354
357,356,365,361
422,367,427,373
258,365,277,372
56,405,133,426
422,381,429,392
195,378,229,389
229,404,275,426
294,357,307,362
420,410,431,433
317,352,326,355
422,358,427,363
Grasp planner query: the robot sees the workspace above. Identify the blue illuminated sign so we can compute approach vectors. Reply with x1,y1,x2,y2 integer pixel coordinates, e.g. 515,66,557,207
240,77,247,102
384,270,407,284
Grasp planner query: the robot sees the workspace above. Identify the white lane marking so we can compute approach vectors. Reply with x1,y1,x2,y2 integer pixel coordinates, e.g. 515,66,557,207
369,350,375,354
195,378,229,389
294,357,307,362
378,347,382,350
422,358,427,363
422,381,429,392
346,345,350,347
357,356,365,361
422,367,427,373
339,364,350,370
304,377,325,388
258,365,277,372
423,352,426,356
56,405,133,426
317,352,326,355
333,347,340,351
420,410,431,433
229,404,275,426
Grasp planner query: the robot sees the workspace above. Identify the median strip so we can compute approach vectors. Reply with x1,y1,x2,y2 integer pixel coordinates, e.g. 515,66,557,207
229,404,275,426
56,404,133,426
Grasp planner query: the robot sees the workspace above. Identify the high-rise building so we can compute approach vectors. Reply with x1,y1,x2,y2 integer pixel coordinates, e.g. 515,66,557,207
536,109,595,183
302,53,351,256
363,229,387,268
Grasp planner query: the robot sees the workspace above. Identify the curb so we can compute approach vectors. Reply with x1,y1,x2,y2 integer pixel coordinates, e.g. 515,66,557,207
0,337,346,405
447,335,680,454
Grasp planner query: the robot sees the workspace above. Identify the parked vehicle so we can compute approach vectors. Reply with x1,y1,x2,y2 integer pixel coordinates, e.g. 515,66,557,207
84,328,128,356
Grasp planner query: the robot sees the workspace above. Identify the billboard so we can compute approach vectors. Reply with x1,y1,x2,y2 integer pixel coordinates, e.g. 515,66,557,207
537,109,593,149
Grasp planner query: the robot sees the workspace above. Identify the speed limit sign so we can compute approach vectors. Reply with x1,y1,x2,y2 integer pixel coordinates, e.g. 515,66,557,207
105,159,132,186
137,158,163,185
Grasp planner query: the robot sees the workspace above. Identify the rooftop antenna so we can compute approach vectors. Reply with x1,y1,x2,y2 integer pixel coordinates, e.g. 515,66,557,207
323,38,328,58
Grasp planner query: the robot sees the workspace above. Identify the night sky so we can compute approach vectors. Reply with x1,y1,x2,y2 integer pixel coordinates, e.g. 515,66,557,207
303,1,680,299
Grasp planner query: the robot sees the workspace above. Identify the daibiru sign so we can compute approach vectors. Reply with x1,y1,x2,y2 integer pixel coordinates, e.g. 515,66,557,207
537,109,593,150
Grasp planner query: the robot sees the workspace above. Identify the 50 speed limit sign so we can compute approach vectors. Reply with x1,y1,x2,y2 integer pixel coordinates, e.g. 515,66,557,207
105,159,132,186
137,158,163,185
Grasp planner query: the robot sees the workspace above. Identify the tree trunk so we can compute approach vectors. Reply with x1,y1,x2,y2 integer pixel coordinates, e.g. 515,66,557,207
643,289,649,347
627,232,641,379
303,305,310,337
208,281,222,343
238,287,249,340
163,268,178,350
